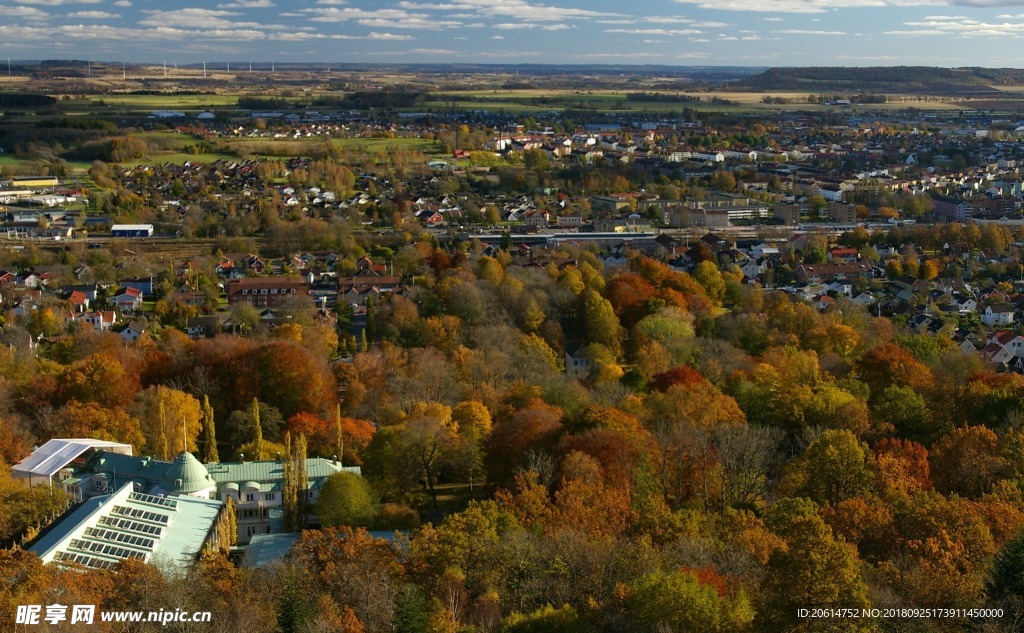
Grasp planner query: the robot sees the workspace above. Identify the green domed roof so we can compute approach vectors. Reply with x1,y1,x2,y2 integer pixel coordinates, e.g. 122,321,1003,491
160,451,212,495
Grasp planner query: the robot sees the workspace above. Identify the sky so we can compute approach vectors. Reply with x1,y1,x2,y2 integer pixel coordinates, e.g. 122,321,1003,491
2,0,1024,67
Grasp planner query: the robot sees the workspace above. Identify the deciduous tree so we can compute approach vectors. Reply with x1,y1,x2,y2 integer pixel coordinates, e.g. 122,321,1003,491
134,386,203,460
316,472,378,528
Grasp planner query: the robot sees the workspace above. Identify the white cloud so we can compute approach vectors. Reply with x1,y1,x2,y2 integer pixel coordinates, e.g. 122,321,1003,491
67,10,120,18
218,0,275,7
493,22,571,30
112,0,131,5
775,28,848,34
357,17,463,28
956,0,1024,5
0,5,49,18
366,31,414,39
473,50,543,56
671,0,941,13
639,15,700,24
395,0,623,21
15,0,100,5
139,8,248,29
0,23,269,41
302,6,463,28
886,15,1024,36
265,30,412,40
604,28,703,35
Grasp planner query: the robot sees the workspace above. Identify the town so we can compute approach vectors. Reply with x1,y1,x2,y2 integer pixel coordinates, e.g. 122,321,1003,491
4,64,1024,632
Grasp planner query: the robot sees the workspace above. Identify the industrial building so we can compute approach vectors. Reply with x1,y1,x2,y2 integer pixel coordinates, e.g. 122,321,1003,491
110,224,154,238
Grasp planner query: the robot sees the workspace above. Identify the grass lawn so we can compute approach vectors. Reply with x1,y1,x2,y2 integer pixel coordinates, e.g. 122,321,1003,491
136,151,238,166
332,137,442,153
421,482,477,524
0,154,94,174
135,131,197,142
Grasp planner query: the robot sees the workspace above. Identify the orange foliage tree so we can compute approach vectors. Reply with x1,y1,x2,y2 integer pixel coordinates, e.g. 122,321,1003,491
486,399,563,486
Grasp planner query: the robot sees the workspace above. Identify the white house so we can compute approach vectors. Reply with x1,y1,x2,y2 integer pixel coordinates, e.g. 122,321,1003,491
120,322,146,343
983,303,1015,326
951,296,978,314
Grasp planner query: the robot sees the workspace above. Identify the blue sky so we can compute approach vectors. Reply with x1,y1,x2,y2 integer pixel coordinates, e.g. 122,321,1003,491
2,0,1024,66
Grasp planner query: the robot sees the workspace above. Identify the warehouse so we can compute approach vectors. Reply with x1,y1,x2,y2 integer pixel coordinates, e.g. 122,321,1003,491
110,224,154,238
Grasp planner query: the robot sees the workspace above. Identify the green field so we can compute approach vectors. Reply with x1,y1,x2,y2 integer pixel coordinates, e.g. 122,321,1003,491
0,154,94,173
67,93,238,111
331,137,441,153
425,88,973,114
136,152,238,166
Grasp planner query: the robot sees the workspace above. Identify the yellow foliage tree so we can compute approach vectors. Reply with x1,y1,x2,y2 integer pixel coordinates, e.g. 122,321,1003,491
134,386,203,460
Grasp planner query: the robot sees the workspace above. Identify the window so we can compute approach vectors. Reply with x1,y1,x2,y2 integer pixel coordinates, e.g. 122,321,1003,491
247,526,255,537
245,493,255,502
264,493,276,502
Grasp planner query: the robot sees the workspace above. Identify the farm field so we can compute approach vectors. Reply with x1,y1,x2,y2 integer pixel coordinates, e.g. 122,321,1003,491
67,93,239,111
425,87,981,114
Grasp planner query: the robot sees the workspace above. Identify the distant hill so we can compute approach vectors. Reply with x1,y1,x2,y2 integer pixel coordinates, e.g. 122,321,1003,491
735,66,1024,94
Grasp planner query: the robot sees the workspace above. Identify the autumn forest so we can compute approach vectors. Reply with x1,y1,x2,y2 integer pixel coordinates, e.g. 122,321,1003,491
1,239,1023,632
